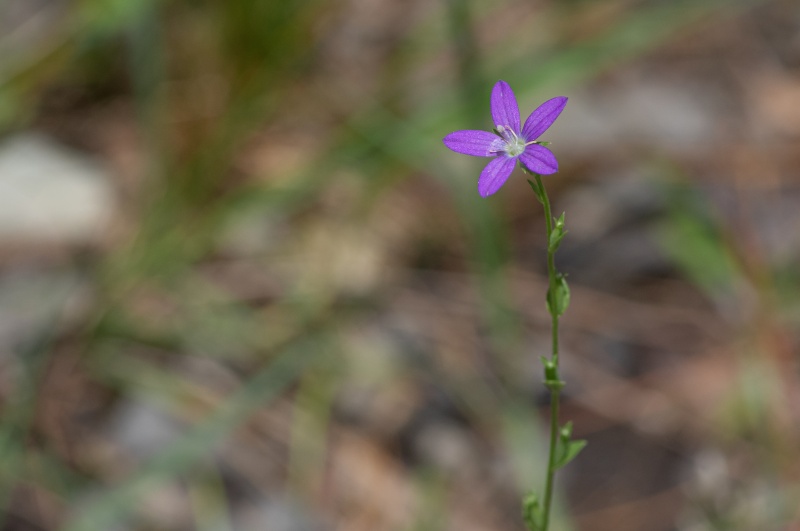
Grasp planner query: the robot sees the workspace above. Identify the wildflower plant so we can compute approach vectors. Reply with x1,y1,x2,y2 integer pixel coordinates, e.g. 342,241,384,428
443,80,566,197
444,80,585,531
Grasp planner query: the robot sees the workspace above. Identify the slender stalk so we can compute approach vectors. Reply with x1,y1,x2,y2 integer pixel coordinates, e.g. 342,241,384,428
536,174,560,367
542,387,560,530
534,173,560,531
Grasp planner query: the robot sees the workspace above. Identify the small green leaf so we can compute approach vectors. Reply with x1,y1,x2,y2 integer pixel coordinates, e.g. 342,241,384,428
548,228,567,253
555,439,587,470
553,422,587,470
522,492,544,531
527,179,545,205
546,274,570,317
559,421,574,441
554,212,566,230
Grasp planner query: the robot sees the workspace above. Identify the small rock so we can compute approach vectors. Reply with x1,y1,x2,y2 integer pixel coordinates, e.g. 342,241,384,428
0,133,115,245
106,399,185,461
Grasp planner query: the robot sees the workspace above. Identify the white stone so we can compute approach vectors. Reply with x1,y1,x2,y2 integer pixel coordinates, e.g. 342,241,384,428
0,133,115,244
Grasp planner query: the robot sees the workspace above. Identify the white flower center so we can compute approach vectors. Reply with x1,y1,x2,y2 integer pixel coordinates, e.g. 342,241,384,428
495,125,527,157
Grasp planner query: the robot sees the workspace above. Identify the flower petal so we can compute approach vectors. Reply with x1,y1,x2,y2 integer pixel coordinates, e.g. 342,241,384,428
522,96,568,140
478,156,517,197
491,80,520,133
519,144,558,175
443,130,501,157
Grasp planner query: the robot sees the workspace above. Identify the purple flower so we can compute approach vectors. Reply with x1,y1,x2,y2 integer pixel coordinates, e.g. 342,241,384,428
443,80,567,197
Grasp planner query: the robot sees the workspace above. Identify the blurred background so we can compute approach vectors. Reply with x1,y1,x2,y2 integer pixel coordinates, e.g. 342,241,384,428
0,0,799,529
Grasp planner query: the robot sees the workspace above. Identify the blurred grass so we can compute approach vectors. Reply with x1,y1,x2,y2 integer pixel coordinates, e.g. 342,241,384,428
657,174,800,529
0,319,59,523
63,337,323,531
0,0,797,529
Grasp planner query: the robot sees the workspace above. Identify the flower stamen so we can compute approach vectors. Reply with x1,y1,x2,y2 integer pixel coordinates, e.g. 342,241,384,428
495,125,527,157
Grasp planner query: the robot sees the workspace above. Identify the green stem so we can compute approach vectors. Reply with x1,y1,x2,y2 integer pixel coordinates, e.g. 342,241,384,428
543,386,560,530
534,173,560,531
